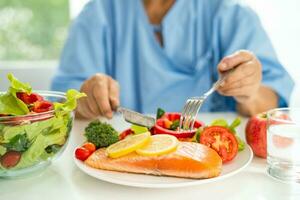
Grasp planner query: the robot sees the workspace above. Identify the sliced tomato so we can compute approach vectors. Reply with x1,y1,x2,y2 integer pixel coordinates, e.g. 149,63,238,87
16,92,44,104
119,129,134,140
31,101,54,113
0,151,22,168
200,126,238,163
152,113,204,138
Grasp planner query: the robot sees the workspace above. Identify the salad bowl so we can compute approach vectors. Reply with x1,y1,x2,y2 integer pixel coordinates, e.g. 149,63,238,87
0,91,75,178
0,74,85,178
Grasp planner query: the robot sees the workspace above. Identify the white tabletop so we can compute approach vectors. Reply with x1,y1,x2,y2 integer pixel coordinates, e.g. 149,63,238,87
1,112,300,200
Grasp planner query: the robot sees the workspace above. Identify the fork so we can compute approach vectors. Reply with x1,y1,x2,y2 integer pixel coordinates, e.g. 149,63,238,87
179,68,235,131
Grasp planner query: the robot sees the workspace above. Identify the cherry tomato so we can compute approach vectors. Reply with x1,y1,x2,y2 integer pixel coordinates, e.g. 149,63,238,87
82,142,96,153
152,113,204,138
0,151,22,168
16,92,44,104
75,147,91,161
200,126,238,163
119,129,134,140
31,100,54,113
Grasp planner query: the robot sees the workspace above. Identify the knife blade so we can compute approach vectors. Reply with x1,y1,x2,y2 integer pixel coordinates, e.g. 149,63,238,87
117,107,156,129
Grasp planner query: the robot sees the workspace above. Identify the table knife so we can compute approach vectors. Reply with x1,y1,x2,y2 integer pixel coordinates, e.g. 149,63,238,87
116,107,156,129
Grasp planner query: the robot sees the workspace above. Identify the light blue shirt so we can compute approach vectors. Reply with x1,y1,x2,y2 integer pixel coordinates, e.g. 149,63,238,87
51,0,294,113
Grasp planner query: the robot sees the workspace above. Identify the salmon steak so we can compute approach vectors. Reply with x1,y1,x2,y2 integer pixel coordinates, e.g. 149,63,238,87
84,142,222,179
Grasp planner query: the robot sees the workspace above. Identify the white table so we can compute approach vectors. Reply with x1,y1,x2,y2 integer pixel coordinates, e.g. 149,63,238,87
1,113,300,200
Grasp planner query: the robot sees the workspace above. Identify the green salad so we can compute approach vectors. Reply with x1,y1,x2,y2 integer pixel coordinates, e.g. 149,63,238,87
0,74,85,171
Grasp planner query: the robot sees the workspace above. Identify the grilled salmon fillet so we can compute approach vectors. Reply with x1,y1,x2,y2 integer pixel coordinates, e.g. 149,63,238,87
84,142,222,179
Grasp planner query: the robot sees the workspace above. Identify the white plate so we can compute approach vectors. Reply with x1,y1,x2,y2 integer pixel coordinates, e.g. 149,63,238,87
74,144,253,188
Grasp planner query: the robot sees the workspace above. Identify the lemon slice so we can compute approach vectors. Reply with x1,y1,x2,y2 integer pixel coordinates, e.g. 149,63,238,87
136,134,179,156
106,132,151,158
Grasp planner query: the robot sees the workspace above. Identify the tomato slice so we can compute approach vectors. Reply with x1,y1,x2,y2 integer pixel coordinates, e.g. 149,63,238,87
152,113,204,138
16,92,44,104
200,126,238,163
0,151,22,168
31,101,54,113
119,129,134,140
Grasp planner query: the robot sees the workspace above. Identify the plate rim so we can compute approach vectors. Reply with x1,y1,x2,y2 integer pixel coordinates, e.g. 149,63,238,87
74,144,253,188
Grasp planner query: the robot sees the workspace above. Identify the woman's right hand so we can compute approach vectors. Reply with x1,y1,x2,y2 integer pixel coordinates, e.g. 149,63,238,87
76,73,120,119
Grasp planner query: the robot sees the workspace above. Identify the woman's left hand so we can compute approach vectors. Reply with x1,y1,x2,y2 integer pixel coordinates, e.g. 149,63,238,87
217,50,262,103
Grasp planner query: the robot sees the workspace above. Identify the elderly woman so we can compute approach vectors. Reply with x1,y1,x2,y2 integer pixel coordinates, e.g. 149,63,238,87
51,0,294,119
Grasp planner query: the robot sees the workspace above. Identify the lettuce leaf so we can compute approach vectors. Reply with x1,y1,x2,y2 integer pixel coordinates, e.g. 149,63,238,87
0,74,31,115
7,73,32,94
192,127,204,142
15,132,66,169
54,89,86,117
0,145,6,156
211,119,228,127
236,136,245,151
2,134,30,152
228,118,241,134
0,93,28,115
12,115,70,169
2,115,66,143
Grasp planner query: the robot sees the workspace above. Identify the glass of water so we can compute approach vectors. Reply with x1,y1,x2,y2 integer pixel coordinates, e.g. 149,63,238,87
267,108,300,183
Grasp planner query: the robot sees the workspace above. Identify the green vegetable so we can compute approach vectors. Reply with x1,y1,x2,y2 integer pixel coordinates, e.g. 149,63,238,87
45,144,61,154
169,119,180,130
236,136,245,151
1,114,72,169
192,127,204,142
7,73,32,94
131,124,148,134
15,129,67,169
228,117,241,134
0,124,4,132
0,145,7,156
3,134,30,152
156,108,165,119
2,116,63,143
85,120,119,148
0,74,32,115
0,93,29,115
210,117,245,151
54,89,86,117
211,119,228,127
0,124,5,142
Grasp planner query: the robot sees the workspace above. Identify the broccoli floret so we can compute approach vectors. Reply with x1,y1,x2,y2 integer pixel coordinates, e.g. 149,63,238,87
84,120,119,148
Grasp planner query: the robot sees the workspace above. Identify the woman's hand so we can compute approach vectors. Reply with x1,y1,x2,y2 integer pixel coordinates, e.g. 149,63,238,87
217,50,278,116
76,73,120,119
217,50,262,103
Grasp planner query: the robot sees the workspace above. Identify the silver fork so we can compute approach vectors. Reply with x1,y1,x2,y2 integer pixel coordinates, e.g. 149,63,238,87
179,68,235,131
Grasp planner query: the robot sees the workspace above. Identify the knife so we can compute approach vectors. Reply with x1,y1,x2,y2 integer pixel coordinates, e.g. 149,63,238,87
116,107,156,129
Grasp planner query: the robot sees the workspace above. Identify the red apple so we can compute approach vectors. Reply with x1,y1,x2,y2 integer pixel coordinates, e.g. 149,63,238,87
245,113,267,158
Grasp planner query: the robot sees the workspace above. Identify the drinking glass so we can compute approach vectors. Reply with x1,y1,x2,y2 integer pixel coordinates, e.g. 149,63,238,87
267,108,300,183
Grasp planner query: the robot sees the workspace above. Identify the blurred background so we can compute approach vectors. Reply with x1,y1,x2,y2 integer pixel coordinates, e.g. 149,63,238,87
0,0,299,105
